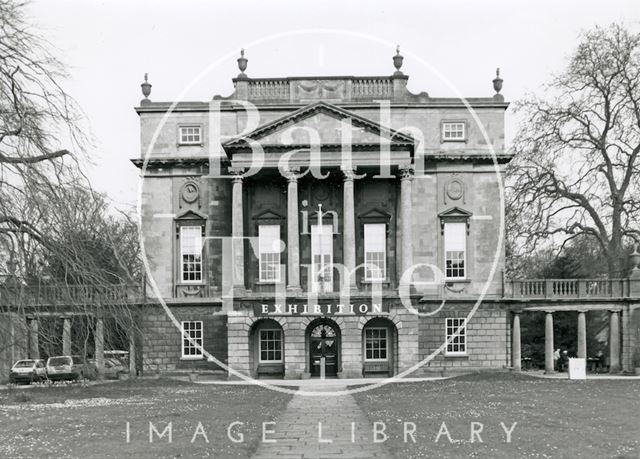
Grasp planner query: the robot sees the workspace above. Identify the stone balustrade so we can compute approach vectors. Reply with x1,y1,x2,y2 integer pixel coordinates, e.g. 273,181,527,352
1,277,638,307
0,283,142,306
233,75,415,103
507,278,631,299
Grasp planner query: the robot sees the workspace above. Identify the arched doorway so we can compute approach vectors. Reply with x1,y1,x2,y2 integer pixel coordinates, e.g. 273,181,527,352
249,319,285,379
306,319,341,377
362,317,398,377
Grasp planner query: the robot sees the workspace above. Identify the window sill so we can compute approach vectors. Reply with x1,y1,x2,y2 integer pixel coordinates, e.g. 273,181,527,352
255,280,284,286
177,143,204,147
445,279,470,284
360,279,391,285
180,356,204,361
443,353,469,359
440,139,468,143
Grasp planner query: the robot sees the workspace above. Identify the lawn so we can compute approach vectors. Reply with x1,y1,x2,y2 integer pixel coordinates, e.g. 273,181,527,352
0,378,293,458
1,374,639,458
352,372,640,459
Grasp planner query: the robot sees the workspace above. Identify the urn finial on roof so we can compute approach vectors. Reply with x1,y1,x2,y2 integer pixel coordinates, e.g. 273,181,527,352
237,48,248,79
141,73,152,102
493,68,503,94
393,45,404,76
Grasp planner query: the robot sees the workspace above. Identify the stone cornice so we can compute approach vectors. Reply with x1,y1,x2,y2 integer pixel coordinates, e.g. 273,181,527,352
424,153,514,164
131,152,513,169
130,157,213,169
135,99,510,114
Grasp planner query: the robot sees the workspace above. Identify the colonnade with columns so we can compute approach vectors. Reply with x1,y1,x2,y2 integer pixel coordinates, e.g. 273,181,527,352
26,315,138,377
228,164,415,292
510,306,630,373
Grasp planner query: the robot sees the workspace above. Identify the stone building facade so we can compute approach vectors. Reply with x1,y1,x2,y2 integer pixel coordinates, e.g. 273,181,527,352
133,49,513,378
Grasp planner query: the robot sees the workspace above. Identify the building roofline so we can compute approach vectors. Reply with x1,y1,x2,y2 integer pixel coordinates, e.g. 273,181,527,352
135,99,509,115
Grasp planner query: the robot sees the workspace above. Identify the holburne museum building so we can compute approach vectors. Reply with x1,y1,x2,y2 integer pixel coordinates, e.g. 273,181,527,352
134,48,523,379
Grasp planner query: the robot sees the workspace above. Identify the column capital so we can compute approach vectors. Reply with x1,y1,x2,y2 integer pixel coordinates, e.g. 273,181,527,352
284,167,301,183
398,163,415,180
340,166,358,182
229,167,245,182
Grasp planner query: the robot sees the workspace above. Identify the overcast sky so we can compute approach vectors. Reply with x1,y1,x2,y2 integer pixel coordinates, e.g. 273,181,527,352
26,0,639,209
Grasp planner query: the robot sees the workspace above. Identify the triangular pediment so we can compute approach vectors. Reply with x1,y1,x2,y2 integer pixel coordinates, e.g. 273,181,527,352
358,207,392,220
223,102,414,150
175,209,207,220
438,207,473,219
253,209,284,221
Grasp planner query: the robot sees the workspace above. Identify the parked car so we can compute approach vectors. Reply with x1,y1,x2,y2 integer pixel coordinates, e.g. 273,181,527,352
79,359,99,380
104,350,129,368
9,359,47,384
88,358,126,380
45,355,83,381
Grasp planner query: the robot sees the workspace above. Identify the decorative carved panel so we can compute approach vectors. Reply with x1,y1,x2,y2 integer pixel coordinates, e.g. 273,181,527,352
179,179,201,209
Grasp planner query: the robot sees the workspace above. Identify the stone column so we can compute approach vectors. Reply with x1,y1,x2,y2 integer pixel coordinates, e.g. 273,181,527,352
399,164,414,277
577,311,587,359
512,312,521,371
342,167,357,291
95,318,104,378
129,326,137,377
29,318,40,360
286,170,301,292
609,310,621,373
230,169,245,291
544,312,554,373
62,318,72,356
621,307,632,373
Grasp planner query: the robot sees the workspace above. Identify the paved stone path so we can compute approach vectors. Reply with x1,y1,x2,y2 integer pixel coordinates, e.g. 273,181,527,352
251,384,392,459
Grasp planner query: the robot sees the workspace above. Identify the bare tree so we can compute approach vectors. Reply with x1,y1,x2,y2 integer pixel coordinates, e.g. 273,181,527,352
0,2,141,372
507,23,640,278
0,0,89,257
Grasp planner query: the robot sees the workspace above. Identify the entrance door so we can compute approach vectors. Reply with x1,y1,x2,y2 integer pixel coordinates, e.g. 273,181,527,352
311,224,333,292
309,324,339,377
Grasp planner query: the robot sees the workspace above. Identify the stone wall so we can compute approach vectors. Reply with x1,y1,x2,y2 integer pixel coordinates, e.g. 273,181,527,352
226,302,418,380
418,301,510,373
141,305,227,373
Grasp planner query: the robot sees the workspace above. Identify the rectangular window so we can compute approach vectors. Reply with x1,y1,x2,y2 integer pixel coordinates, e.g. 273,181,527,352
445,318,466,354
259,329,283,362
364,223,386,281
311,224,333,292
181,321,203,359
444,222,466,279
180,226,202,283
442,122,466,141
259,225,281,282
365,328,388,361
179,126,202,145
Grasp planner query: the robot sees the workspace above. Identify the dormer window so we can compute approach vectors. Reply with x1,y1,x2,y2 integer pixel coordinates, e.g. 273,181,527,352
179,125,202,145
